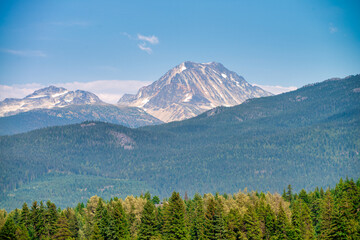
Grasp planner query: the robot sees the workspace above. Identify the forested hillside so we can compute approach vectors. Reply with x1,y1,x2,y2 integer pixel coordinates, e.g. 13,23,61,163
0,75,359,209
0,178,359,239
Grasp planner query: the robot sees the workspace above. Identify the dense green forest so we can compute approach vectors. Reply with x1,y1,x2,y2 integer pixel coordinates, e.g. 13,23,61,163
1,75,359,209
0,178,359,239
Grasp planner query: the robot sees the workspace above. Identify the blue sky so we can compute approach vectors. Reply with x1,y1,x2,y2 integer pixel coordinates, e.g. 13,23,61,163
0,0,359,102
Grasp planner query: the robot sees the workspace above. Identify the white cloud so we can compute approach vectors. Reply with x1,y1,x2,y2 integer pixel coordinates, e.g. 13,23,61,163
252,84,297,95
137,34,159,44
123,32,159,54
0,80,151,104
138,43,153,54
1,49,47,57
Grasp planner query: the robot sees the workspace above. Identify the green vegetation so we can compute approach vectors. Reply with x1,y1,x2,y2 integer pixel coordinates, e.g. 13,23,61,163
0,75,359,209
0,178,359,239
0,174,152,211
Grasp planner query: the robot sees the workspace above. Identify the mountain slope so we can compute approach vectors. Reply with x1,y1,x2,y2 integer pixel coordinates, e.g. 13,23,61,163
0,86,103,117
0,104,163,135
118,61,272,122
1,75,359,209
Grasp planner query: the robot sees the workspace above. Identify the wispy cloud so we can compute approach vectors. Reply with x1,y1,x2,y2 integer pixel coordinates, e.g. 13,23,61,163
1,49,47,57
138,43,153,54
252,84,297,95
329,23,338,34
123,32,159,54
0,80,152,104
137,34,159,44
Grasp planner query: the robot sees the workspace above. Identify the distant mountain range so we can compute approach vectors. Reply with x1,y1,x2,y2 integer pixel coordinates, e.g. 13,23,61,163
118,61,272,122
0,86,103,117
0,86,162,135
0,61,273,134
1,74,359,210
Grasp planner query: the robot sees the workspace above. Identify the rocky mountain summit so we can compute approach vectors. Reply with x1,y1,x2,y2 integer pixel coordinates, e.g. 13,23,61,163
0,86,103,117
118,61,272,122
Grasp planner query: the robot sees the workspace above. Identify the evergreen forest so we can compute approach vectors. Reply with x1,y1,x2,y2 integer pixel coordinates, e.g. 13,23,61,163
0,178,359,239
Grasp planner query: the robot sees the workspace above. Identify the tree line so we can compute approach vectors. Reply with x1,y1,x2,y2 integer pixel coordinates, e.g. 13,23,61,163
0,177,359,239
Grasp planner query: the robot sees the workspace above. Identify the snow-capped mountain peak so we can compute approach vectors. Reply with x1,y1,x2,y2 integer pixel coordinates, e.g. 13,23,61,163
0,86,103,117
118,61,272,122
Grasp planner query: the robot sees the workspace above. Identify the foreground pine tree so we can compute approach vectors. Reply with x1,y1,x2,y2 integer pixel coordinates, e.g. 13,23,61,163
138,200,160,240
0,217,16,240
163,192,188,240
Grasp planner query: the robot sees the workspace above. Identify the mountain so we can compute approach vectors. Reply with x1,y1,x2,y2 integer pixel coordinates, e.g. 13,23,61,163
1,75,359,210
0,105,163,135
0,85,103,117
0,86,162,135
118,61,272,122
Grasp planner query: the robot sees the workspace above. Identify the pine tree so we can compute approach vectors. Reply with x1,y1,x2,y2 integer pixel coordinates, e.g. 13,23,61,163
328,193,359,239
224,209,241,240
274,203,289,240
30,201,46,239
204,198,225,240
289,201,303,240
286,185,293,203
44,200,59,238
299,202,315,239
20,202,30,229
264,204,276,240
190,194,205,240
138,200,159,240
319,191,334,239
298,189,309,205
52,214,73,240
243,205,262,240
162,192,188,240
0,217,17,240
94,199,110,239
108,201,130,240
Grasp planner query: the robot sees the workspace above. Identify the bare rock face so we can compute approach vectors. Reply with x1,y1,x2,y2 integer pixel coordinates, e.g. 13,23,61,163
118,61,272,122
0,86,103,117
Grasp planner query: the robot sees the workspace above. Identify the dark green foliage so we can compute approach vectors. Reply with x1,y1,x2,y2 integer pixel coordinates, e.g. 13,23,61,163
30,201,46,239
224,209,241,240
52,214,73,240
0,173,151,211
243,206,262,240
15,224,30,240
44,200,59,238
204,198,226,240
275,203,290,239
90,223,104,240
0,217,16,240
108,201,130,240
163,192,188,240
189,194,205,240
138,201,159,240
